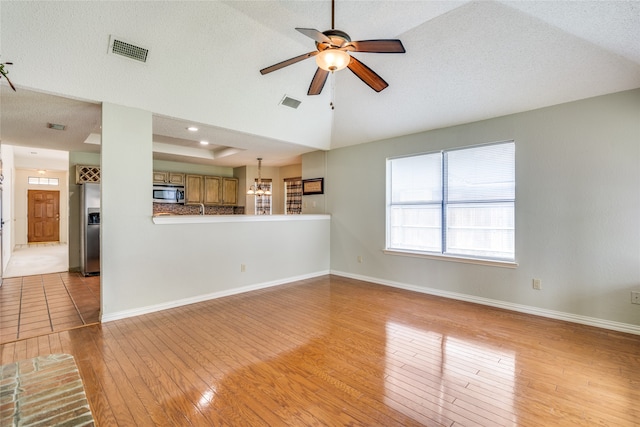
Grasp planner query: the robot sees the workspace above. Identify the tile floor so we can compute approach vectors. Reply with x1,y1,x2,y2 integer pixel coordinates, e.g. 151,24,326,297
0,272,100,344
3,242,69,278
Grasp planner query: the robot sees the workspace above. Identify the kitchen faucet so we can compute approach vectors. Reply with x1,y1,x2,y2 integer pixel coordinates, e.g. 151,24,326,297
199,203,205,215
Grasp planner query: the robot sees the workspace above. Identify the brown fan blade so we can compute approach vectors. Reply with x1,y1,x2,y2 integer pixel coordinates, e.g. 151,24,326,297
0,64,16,91
347,56,388,92
260,51,318,75
347,39,405,53
4,75,16,91
307,68,329,96
296,28,332,45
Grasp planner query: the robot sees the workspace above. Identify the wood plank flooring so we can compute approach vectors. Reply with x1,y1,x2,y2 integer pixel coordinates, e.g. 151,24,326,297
1,274,639,426
0,272,100,343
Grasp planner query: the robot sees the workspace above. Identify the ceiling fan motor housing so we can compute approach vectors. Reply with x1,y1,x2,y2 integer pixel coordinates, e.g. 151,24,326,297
316,29,351,51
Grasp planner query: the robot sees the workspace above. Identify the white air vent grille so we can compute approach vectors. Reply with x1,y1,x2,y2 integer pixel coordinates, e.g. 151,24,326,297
109,36,149,62
280,95,301,109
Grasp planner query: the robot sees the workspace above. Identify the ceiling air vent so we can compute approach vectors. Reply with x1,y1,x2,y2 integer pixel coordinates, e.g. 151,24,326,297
109,36,149,63
280,95,301,109
47,123,66,131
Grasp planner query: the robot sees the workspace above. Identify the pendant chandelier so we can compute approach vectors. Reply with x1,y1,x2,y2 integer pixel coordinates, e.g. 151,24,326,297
247,158,271,196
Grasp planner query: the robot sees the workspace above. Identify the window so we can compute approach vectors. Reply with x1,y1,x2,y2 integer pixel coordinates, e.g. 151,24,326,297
387,141,515,262
284,177,302,215
254,179,272,215
28,176,59,186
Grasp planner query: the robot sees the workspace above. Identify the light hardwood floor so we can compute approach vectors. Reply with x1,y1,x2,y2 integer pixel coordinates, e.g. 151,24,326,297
1,275,638,426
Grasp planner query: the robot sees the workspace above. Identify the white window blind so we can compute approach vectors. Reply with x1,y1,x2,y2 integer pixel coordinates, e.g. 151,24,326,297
387,141,515,262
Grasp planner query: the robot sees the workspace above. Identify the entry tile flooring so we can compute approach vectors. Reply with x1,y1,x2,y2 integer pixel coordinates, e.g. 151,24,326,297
0,272,100,344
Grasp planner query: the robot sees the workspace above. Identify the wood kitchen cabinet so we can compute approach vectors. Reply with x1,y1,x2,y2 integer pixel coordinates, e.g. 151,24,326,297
184,174,203,205
152,171,167,184
222,177,238,205
153,171,185,185
182,174,238,206
203,176,221,205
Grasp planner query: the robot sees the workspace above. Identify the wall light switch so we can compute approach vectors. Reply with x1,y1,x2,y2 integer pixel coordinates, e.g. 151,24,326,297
532,279,542,290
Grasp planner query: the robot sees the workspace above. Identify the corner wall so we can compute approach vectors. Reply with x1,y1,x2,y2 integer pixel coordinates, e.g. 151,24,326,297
100,103,330,319
327,89,640,329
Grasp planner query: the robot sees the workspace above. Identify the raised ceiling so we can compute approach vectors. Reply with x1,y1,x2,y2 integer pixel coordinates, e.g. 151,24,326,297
1,1,638,168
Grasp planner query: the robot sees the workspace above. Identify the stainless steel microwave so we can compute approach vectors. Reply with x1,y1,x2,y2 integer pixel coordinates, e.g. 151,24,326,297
153,185,185,204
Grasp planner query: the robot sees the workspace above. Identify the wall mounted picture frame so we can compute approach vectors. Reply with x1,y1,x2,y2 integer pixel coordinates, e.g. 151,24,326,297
302,178,324,195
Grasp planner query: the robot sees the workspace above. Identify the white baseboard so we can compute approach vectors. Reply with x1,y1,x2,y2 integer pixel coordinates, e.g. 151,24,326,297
331,270,640,336
101,270,331,323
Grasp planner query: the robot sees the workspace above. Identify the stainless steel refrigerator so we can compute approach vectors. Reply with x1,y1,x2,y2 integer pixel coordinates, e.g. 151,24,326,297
80,182,100,276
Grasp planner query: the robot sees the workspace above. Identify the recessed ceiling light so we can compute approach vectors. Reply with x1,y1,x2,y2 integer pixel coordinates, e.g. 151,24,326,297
187,126,198,132
200,140,209,145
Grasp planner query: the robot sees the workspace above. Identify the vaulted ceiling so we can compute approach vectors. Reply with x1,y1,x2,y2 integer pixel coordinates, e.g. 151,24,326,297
1,1,639,168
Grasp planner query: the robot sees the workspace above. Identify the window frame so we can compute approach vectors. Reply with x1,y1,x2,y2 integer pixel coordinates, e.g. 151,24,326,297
28,176,60,186
385,141,517,267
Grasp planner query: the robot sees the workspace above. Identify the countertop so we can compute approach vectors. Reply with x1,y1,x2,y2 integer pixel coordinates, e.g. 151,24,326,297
152,214,330,225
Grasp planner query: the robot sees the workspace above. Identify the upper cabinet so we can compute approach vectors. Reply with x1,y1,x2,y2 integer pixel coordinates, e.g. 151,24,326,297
183,174,238,206
222,177,238,205
153,171,185,185
203,176,221,205
184,174,203,205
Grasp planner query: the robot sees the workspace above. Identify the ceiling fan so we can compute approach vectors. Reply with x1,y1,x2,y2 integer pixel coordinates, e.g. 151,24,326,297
259,0,405,96
0,61,16,91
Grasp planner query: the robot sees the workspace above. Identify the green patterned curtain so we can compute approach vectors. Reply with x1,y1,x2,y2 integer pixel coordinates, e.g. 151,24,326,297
285,177,302,214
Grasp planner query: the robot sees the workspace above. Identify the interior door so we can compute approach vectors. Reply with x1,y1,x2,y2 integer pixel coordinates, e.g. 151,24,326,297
28,190,60,243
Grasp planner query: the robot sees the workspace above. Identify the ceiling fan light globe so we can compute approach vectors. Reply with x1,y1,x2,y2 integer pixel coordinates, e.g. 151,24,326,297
316,49,349,72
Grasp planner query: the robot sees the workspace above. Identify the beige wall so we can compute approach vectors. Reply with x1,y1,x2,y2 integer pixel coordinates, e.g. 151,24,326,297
327,88,640,330
153,159,233,177
14,169,69,246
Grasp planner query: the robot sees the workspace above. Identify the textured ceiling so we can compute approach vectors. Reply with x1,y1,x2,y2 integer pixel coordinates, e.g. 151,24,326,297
1,1,639,169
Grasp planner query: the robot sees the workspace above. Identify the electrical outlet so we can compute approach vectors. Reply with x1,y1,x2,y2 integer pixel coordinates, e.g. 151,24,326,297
357,256,363,263
532,279,542,290
240,264,246,273
631,291,640,305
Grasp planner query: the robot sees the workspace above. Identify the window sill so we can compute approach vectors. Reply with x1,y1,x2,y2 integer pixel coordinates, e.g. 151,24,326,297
383,249,518,268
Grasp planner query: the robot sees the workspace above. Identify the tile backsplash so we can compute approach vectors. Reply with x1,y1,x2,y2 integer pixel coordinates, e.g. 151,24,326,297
153,203,244,216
